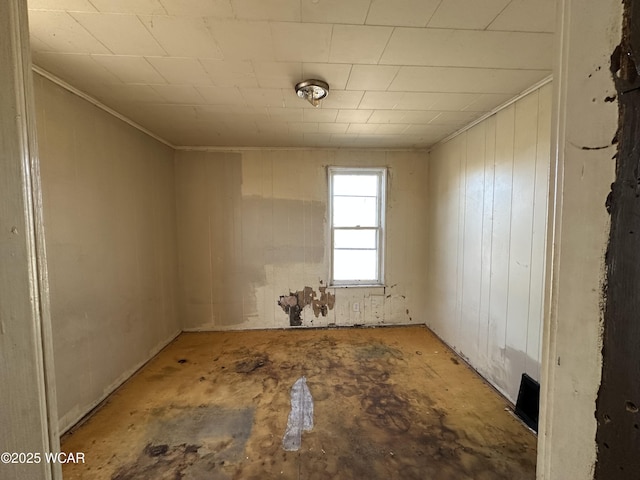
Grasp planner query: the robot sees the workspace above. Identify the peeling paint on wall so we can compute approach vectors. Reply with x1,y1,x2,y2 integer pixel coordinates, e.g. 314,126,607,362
595,2,640,476
277,286,336,326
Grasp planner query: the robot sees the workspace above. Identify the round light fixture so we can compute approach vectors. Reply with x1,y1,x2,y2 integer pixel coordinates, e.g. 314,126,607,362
295,79,329,107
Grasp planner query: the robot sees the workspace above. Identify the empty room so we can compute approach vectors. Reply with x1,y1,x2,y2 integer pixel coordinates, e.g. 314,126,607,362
2,0,637,479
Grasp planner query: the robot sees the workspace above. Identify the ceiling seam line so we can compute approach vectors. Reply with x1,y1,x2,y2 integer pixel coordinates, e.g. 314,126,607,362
67,10,114,55
485,0,515,31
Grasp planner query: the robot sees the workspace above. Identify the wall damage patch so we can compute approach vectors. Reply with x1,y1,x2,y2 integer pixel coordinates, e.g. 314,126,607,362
277,286,336,326
595,2,640,477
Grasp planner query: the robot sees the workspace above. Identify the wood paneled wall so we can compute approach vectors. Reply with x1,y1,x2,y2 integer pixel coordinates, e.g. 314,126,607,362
34,74,180,433
427,83,552,402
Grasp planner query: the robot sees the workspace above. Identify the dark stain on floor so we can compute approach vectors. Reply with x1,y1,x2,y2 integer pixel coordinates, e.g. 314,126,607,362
235,354,269,373
112,443,205,480
62,327,536,480
111,406,254,480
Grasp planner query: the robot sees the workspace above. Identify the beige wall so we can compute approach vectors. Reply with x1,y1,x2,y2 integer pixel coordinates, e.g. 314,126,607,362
427,83,552,403
34,74,180,433
175,149,428,331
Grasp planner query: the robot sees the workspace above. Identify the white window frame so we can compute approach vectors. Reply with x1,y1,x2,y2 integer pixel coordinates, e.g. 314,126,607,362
328,167,386,286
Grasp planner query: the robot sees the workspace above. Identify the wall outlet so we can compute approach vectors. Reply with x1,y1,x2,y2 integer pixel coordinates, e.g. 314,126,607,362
353,302,360,312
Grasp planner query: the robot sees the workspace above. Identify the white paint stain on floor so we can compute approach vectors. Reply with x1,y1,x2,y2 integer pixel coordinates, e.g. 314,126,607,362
282,376,314,451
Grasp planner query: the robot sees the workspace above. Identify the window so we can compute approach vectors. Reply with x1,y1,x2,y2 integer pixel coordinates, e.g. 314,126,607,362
329,167,386,286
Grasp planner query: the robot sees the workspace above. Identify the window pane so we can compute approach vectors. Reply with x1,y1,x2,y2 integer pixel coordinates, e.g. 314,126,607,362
333,249,378,281
333,174,378,197
333,196,377,227
334,229,377,249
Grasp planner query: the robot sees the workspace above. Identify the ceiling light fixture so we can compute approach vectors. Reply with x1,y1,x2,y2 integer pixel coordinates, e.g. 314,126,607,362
295,79,329,107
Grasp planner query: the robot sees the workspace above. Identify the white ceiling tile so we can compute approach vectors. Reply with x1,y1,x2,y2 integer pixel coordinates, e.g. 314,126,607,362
380,28,553,70
360,92,470,111
428,0,510,30
28,0,555,148
319,90,364,109
146,57,213,85
28,0,97,12
429,111,483,125
318,123,349,134
195,104,266,120
268,108,303,122
160,128,210,146
150,85,205,103
427,93,482,111
360,91,466,110
91,84,166,104
208,20,275,61
359,91,406,109
200,59,258,87
29,34,55,52
396,135,428,146
354,134,413,147
330,134,360,146
329,25,393,64
89,0,167,14
375,124,408,134
271,22,332,62
32,52,121,85
146,105,199,122
218,132,259,146
303,133,333,145
289,122,318,133
28,11,110,54
365,0,441,27
462,93,513,111
115,104,197,129
302,63,352,90
301,0,371,24
71,13,166,56
231,0,300,22
159,0,234,17
224,110,269,124
346,65,399,91
258,129,292,143
189,106,223,121
257,122,290,135
393,92,447,109
390,66,550,94
367,110,440,123
196,86,245,104
303,108,339,123
403,124,453,137
336,109,373,123
253,61,302,88
90,55,166,84
240,88,286,107
347,123,378,134
488,0,556,33
138,15,223,58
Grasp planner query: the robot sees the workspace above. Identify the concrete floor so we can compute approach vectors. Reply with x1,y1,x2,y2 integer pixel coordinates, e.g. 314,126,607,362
61,326,536,479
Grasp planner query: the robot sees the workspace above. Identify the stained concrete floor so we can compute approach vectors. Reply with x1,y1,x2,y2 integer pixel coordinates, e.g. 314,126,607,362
61,326,536,479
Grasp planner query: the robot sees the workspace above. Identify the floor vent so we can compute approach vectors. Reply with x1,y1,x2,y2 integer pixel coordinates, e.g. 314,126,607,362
515,373,540,433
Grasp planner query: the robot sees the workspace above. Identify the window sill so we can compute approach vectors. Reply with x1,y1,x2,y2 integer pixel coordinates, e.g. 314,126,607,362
328,284,386,295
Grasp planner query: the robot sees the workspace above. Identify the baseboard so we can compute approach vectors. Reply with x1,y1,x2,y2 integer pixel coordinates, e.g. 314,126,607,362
182,321,422,333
